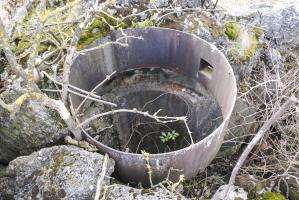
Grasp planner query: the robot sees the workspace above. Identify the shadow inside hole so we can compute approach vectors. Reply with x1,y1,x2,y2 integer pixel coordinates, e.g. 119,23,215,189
82,68,223,154
114,91,193,154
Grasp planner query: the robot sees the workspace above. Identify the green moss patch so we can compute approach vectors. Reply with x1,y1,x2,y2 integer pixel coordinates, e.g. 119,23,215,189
77,15,129,50
227,26,261,63
263,192,287,200
224,22,241,40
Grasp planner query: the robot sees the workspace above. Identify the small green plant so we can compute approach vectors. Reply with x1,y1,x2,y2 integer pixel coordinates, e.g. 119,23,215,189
159,131,179,143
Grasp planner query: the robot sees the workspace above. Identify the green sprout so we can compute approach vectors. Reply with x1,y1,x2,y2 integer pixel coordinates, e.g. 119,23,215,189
159,131,180,143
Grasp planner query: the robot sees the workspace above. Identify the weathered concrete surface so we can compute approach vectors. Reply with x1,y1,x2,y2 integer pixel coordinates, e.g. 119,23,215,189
0,79,69,164
0,145,115,200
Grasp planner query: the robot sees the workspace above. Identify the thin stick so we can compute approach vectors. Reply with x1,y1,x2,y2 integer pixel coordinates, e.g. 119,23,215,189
68,88,116,107
42,71,117,107
78,108,186,128
94,154,109,200
184,119,194,144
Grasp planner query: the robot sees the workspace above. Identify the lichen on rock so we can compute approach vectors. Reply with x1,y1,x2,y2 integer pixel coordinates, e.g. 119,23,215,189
0,145,115,200
0,79,69,164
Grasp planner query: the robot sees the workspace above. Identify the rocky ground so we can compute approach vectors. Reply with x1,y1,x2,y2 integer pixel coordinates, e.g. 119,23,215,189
0,0,298,199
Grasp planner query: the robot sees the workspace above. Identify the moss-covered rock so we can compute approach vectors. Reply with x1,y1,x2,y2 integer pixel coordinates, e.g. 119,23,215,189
77,14,129,50
227,26,261,64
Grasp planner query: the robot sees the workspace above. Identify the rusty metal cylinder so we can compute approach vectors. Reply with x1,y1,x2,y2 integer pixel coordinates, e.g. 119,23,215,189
69,28,237,186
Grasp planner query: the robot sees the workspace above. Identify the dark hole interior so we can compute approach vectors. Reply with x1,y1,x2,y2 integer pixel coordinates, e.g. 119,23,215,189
81,68,223,154
199,59,213,79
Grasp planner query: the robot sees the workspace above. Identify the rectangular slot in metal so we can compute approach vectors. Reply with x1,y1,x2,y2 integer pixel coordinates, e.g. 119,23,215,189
198,59,213,79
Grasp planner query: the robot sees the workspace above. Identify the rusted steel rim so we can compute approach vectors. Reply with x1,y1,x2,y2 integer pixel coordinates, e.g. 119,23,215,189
70,27,237,186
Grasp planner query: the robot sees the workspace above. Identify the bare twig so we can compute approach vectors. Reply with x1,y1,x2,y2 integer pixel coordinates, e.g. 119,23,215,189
78,108,186,128
42,71,117,107
78,107,194,144
65,135,97,151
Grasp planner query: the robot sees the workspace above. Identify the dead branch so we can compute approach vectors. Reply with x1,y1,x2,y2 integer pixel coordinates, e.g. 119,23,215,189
78,108,186,127
0,92,83,139
65,135,97,151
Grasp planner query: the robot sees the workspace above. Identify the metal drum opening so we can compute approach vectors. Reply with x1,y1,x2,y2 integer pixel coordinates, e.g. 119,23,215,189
82,68,222,154
69,28,237,186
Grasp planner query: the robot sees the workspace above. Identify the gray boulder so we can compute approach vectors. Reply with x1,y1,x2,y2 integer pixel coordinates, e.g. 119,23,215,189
229,2,299,48
0,79,69,164
0,145,115,200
